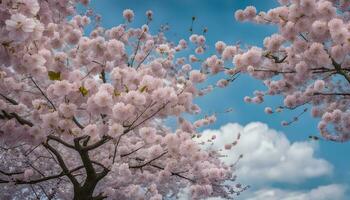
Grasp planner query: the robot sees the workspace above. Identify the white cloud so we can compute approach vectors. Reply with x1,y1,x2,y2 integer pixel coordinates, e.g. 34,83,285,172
243,184,347,200
196,122,347,200
199,122,333,184
204,184,347,200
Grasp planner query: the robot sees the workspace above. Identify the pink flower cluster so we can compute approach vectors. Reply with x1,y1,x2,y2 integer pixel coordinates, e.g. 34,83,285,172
231,0,350,142
0,2,239,199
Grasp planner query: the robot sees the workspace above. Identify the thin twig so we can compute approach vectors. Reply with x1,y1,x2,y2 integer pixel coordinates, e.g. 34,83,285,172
30,77,56,110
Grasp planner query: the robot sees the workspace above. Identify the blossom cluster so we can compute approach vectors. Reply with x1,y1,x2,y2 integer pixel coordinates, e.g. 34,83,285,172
0,1,239,199
232,0,350,142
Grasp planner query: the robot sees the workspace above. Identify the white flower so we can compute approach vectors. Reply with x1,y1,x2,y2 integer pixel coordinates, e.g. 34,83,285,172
23,0,40,16
156,44,170,54
94,91,113,107
6,14,36,41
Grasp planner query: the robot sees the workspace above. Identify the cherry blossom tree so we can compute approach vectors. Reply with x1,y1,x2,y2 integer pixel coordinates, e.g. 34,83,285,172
0,1,244,199
230,0,350,142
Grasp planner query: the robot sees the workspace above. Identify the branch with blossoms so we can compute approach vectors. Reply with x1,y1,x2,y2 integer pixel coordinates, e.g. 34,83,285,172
313,92,350,96
149,164,196,183
229,0,350,142
0,1,240,199
0,165,84,185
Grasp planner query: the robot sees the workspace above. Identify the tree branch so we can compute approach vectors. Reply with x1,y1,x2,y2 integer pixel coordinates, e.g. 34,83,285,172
129,30,146,68
332,58,350,84
82,135,112,151
127,101,170,132
135,46,154,70
264,54,287,63
74,138,97,180
121,145,145,158
42,142,80,187
129,151,167,169
73,116,85,129
47,135,76,149
313,92,350,96
0,166,84,185
30,77,56,111
1,110,34,127
92,161,109,181
149,164,195,183
0,169,23,176
0,93,19,105
252,67,336,74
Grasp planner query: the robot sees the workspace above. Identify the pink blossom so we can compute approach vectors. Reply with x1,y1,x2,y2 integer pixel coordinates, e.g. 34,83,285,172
53,80,72,96
222,46,237,60
94,91,113,107
189,34,198,43
84,124,99,139
150,194,162,200
20,0,40,16
125,91,146,106
139,127,157,143
123,9,134,22
313,80,325,91
215,41,226,54
146,10,153,21
5,14,36,41
244,6,257,19
23,169,34,180
108,123,124,137
244,96,252,103
311,20,328,36
224,144,232,150
113,103,135,120
156,44,170,54
264,107,273,114
189,70,206,83
66,29,82,45
107,39,125,54
234,9,245,21
217,79,229,88
41,112,59,129
59,103,77,118
182,64,192,72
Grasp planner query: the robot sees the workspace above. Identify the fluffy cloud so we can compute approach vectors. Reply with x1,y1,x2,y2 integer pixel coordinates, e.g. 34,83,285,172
204,184,347,200
244,184,347,200
199,122,333,184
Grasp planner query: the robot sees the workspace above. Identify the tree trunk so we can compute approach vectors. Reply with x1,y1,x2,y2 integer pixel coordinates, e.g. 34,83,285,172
74,192,93,200
73,179,98,200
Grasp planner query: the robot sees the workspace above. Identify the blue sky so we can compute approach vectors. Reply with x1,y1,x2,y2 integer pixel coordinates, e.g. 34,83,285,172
85,0,350,199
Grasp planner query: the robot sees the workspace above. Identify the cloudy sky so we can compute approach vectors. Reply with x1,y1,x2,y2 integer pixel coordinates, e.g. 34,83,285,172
87,0,350,199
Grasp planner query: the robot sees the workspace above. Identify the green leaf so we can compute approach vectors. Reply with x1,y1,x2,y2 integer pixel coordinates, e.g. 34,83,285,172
114,89,121,96
79,86,88,97
124,84,129,93
48,71,61,81
139,85,148,93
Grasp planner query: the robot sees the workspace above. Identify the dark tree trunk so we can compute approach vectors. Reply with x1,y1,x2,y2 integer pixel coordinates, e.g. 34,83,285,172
74,192,93,200
73,175,102,200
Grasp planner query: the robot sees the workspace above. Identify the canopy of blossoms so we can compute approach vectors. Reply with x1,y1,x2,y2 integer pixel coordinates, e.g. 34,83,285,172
230,0,350,142
0,0,244,199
